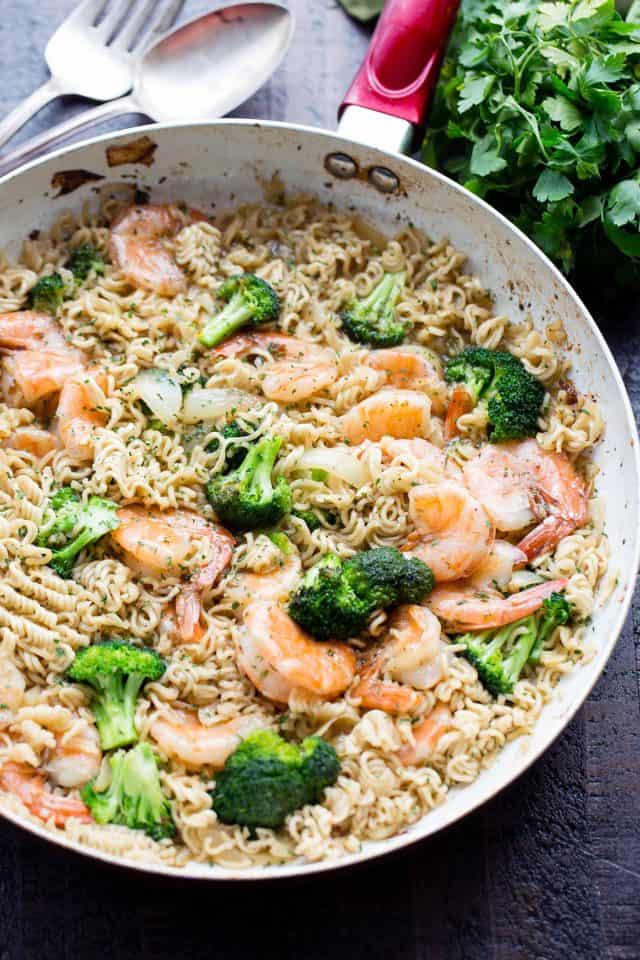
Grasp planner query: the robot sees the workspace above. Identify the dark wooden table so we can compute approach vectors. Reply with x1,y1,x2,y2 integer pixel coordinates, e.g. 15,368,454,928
0,2,639,957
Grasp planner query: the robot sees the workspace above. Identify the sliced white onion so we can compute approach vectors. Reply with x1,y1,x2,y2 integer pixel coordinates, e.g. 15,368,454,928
297,446,373,488
182,387,255,424
509,569,546,591
133,368,182,426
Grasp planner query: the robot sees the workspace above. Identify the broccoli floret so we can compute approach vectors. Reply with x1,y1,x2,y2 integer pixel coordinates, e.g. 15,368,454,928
198,273,280,347
37,487,120,578
445,346,544,442
82,741,175,840
459,620,536,697
211,729,340,829
459,591,573,696
67,640,166,750
340,272,407,348
28,273,66,314
291,508,338,532
528,592,572,665
65,244,105,282
288,547,434,641
205,435,292,531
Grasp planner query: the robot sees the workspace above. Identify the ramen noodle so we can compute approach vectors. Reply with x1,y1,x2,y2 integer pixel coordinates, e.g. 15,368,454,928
0,187,607,869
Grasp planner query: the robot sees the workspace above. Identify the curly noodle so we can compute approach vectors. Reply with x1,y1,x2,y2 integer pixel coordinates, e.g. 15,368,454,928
0,188,608,869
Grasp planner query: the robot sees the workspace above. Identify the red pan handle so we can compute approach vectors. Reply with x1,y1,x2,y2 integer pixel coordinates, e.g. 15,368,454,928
340,0,461,133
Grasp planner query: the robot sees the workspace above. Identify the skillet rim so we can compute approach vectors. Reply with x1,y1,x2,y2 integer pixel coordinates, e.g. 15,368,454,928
0,117,637,881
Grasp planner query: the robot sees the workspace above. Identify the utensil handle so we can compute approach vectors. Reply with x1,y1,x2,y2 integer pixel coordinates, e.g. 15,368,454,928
0,96,140,179
339,0,460,138
0,77,66,151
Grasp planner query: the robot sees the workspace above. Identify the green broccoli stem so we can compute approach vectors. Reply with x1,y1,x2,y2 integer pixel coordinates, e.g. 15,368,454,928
91,673,145,750
267,531,293,554
528,603,569,665
47,525,100,577
463,616,537,695
502,617,537,686
362,272,404,313
199,293,255,347
82,742,175,839
239,436,282,496
463,372,488,404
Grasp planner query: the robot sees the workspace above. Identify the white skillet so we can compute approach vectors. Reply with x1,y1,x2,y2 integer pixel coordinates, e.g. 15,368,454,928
0,0,637,879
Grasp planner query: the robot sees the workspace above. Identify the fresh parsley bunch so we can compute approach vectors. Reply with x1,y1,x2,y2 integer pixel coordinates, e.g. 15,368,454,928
424,0,640,291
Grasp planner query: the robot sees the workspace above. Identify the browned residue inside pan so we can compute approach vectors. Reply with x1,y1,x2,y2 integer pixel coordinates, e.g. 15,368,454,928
51,169,104,196
106,135,157,168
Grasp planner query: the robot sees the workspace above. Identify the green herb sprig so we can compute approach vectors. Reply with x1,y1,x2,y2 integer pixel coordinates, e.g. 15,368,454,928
424,0,640,290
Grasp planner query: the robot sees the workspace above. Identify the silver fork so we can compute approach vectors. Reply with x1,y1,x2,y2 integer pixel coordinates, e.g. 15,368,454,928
0,0,185,151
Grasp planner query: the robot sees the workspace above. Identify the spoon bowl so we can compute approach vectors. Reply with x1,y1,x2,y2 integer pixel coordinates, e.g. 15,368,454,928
137,4,294,120
0,2,295,177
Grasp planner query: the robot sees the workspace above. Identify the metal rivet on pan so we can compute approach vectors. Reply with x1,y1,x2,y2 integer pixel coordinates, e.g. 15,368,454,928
368,166,400,194
324,152,358,179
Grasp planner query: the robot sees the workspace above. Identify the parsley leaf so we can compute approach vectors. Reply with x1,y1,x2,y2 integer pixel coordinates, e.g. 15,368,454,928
459,75,495,113
471,135,507,175
533,169,575,202
542,96,583,132
606,179,640,226
424,0,640,287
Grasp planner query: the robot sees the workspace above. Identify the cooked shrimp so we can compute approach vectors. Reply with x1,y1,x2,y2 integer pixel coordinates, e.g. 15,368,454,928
364,347,448,414
404,480,493,581
110,204,187,296
342,388,432,443
0,425,60,457
150,708,265,770
238,600,356,703
352,605,444,715
112,506,234,642
226,546,302,607
444,383,475,440
44,721,101,788
427,577,568,631
214,333,338,403
0,311,84,409
397,703,452,765
463,440,588,559
0,310,68,352
2,350,84,406
53,368,109,460
159,607,206,647
0,762,91,825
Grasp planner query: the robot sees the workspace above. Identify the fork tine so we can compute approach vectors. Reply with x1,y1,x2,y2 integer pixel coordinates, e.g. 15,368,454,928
93,0,137,39
118,0,185,54
109,0,157,53
152,0,187,37
129,0,186,53
67,0,111,27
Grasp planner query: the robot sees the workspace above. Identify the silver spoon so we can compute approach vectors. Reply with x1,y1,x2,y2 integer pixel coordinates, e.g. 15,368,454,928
0,2,294,178
0,0,186,151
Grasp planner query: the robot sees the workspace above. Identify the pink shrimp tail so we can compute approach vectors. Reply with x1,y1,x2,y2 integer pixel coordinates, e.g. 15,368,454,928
518,516,582,561
176,522,234,641
430,577,569,631
187,206,210,223
175,588,203,644
195,525,235,591
212,335,255,359
353,660,425,716
397,704,452,765
444,384,474,440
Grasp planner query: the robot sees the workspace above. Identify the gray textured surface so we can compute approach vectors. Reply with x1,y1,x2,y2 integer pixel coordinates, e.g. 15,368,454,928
0,2,638,958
